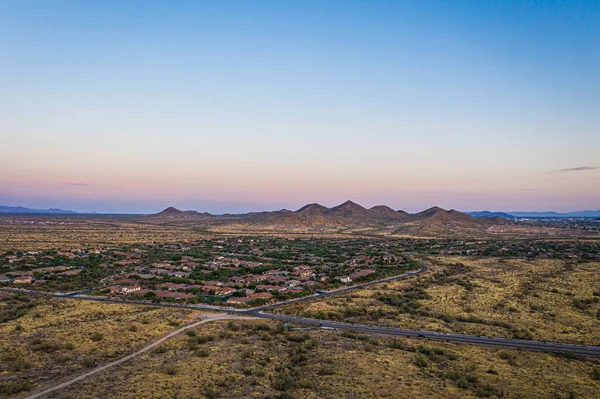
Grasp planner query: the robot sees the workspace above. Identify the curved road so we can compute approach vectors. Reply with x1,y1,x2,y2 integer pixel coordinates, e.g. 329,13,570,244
5,263,600,358
23,314,255,399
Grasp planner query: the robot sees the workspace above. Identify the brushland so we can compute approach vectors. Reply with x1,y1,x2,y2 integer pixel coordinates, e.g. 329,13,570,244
19,317,600,399
0,292,197,397
278,257,600,346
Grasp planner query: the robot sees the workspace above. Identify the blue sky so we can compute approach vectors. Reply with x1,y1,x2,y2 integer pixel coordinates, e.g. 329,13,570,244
1,1,599,213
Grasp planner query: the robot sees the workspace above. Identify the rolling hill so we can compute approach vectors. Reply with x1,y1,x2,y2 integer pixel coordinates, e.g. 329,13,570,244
147,201,509,236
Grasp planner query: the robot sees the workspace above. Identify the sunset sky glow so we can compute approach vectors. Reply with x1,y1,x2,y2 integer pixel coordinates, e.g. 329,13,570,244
1,1,599,213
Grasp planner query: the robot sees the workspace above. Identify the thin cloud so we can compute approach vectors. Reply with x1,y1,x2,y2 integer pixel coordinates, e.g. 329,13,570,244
66,182,89,186
551,166,598,173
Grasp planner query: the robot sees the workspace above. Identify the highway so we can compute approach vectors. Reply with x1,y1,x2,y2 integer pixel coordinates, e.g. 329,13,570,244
4,262,600,358
250,312,600,357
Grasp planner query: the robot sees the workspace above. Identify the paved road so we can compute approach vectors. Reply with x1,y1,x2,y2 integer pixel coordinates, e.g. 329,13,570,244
6,262,600,358
250,265,428,311
250,313,600,357
22,313,255,399
0,264,428,314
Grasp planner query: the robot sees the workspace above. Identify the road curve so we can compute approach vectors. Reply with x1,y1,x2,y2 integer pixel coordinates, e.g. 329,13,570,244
22,314,255,399
251,313,600,357
0,264,428,314
6,263,600,358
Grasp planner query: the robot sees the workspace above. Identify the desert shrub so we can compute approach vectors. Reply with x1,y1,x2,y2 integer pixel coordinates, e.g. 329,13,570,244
412,354,429,368
341,331,369,341
317,365,335,376
32,341,62,353
163,365,177,376
227,321,240,331
387,339,409,350
188,334,215,347
445,371,478,389
153,345,167,354
196,348,210,357
9,359,31,372
186,330,197,337
417,345,456,360
205,387,217,399
82,358,95,367
90,332,104,342
511,329,533,340
475,384,498,397
128,325,138,332
0,380,31,395
286,333,309,342
272,369,295,391
65,342,75,350
456,377,471,389
297,378,314,389
0,295,40,323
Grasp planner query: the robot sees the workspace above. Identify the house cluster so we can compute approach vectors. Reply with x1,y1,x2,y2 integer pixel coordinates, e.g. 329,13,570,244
1,238,421,307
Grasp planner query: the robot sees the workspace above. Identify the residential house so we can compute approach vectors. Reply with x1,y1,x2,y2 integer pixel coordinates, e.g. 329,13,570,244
156,291,194,300
227,297,252,304
250,292,272,300
349,269,375,280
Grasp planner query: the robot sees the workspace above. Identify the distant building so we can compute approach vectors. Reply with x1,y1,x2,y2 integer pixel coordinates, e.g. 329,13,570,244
337,276,352,284
13,276,34,284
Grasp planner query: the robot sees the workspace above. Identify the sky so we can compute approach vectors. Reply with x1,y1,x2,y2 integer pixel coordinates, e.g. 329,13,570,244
1,0,599,214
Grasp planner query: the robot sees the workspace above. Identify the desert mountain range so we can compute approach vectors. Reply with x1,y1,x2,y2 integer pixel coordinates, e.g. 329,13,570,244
149,201,510,236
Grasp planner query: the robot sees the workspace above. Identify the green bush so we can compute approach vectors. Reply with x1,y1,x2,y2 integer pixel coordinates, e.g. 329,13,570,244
90,332,104,342
412,354,429,368
0,380,32,395
9,359,31,372
475,384,498,397
272,369,295,391
196,348,210,357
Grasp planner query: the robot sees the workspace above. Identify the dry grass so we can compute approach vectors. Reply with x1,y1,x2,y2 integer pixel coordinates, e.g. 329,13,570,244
0,216,207,251
0,294,198,397
34,319,600,399
279,257,600,345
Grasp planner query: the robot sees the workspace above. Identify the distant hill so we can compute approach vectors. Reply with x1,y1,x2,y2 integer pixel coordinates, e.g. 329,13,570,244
296,203,329,216
467,211,515,219
369,205,409,220
150,207,213,219
395,206,511,236
150,202,510,236
467,210,600,218
507,210,600,218
0,206,78,214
